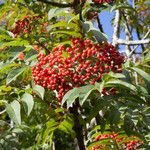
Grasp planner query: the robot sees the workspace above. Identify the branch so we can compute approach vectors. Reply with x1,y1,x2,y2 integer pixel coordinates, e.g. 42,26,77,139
97,16,104,33
117,39,150,45
69,101,85,150
37,0,74,8
121,11,132,39
112,10,121,47
0,109,6,115
121,11,133,55
128,29,150,58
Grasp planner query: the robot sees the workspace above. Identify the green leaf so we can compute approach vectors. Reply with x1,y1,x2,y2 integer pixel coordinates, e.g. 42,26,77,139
82,21,107,42
143,52,150,64
106,106,121,124
6,67,27,85
108,72,126,79
111,4,135,12
82,21,93,33
48,8,59,20
0,100,7,106
0,63,20,75
49,20,80,30
62,85,95,107
49,20,68,30
118,136,140,145
87,138,113,150
33,85,45,100
91,131,112,139
0,39,29,49
131,67,150,83
86,97,112,123
6,100,21,125
0,85,12,92
51,29,82,37
58,117,75,136
95,81,105,93
21,93,34,116
106,80,137,92
89,29,108,42
48,8,68,20
62,88,80,108
79,85,95,105
41,119,58,143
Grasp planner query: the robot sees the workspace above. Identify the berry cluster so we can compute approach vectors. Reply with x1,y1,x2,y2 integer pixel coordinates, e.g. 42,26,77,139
92,0,112,4
91,133,143,150
11,15,41,37
32,38,124,101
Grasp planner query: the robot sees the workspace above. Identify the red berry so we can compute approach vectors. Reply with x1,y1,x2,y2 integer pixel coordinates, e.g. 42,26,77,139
32,38,124,101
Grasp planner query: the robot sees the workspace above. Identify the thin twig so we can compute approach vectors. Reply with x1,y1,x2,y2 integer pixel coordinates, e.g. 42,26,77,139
37,0,74,8
97,16,104,33
0,109,6,115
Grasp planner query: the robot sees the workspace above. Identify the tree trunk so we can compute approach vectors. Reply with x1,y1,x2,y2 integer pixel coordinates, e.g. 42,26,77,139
70,102,85,150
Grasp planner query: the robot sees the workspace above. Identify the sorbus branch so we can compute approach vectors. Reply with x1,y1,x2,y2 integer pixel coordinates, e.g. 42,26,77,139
37,0,75,8
69,101,86,150
97,16,104,33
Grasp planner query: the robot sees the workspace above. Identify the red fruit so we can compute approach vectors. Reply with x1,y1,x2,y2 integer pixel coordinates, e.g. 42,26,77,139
32,38,124,101
18,52,25,60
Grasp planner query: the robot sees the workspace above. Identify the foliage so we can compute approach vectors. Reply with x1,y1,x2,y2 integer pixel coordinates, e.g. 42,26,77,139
0,0,149,150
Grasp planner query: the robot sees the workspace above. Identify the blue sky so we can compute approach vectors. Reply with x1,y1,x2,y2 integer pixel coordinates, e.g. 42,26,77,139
98,11,114,42
97,11,142,53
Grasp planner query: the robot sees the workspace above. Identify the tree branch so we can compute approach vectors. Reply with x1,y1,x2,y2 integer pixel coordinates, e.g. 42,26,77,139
37,0,74,8
121,11,133,56
69,101,85,150
128,29,150,58
97,16,104,33
112,10,121,47
117,39,150,45
0,109,6,115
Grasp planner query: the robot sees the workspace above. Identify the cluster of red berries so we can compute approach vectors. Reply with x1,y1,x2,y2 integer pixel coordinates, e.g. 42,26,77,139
91,133,143,150
32,38,124,101
11,15,41,37
92,0,112,4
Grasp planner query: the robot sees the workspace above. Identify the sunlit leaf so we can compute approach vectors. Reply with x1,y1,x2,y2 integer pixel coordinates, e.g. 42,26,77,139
33,85,45,100
21,93,34,116
6,67,27,85
6,100,21,125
